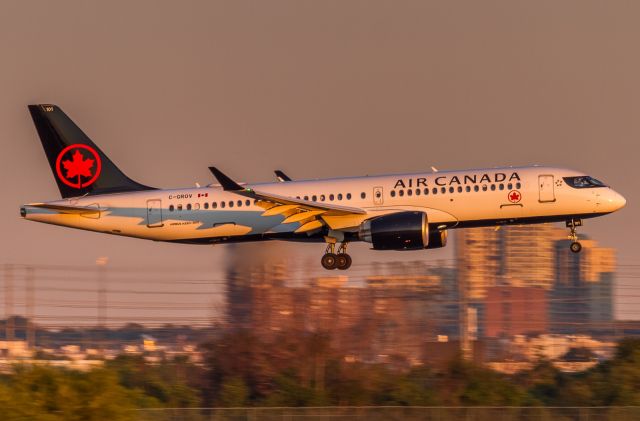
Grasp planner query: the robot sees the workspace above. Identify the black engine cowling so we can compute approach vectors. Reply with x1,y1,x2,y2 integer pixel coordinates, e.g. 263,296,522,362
426,228,448,249
359,211,429,250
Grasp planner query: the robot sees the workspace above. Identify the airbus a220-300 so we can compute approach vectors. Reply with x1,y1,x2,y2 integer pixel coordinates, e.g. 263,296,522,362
21,104,626,270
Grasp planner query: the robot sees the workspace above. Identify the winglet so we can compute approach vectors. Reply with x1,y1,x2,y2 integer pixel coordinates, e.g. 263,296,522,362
274,170,292,182
208,167,244,191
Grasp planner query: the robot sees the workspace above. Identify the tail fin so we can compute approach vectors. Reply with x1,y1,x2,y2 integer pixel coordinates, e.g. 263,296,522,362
28,104,154,198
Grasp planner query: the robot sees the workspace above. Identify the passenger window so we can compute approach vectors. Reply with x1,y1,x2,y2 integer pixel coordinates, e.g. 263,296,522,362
237,200,242,207
482,185,488,191
432,187,438,194
424,188,429,195
330,194,335,200
391,191,396,197
169,205,175,212
508,183,513,190
407,189,412,196
516,182,522,189
457,186,462,193
204,203,209,209
312,195,317,201
415,189,420,196
221,202,225,208
474,186,479,192
347,193,352,200
490,184,496,191
304,196,309,201
212,202,217,209
338,193,343,200
246,200,250,206
229,201,234,208
441,187,446,194
194,203,200,210
321,194,326,201
177,204,183,211
187,204,192,211
399,190,404,197
466,186,471,193
361,192,366,199
499,184,504,191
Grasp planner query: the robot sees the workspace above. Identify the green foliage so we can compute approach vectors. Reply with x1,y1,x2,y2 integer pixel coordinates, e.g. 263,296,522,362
0,366,136,421
0,335,639,419
218,376,249,407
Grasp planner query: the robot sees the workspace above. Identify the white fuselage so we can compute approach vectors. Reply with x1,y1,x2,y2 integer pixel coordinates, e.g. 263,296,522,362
22,166,626,244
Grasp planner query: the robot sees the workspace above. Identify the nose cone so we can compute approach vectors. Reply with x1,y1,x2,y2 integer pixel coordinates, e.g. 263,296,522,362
606,190,626,212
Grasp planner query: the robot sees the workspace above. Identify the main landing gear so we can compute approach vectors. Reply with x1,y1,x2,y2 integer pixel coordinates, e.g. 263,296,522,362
567,219,583,253
321,242,352,270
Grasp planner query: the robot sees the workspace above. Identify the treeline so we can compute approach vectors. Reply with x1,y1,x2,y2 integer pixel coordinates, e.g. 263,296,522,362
1,334,639,420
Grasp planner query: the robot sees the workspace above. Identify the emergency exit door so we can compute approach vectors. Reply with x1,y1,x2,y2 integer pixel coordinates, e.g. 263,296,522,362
146,199,164,227
538,175,555,202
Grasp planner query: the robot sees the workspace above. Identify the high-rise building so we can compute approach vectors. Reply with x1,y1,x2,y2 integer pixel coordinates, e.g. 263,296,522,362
456,224,616,340
484,286,548,338
455,224,565,300
551,239,616,334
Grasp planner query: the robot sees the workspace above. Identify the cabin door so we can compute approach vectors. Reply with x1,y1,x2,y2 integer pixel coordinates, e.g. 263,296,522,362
538,175,556,202
146,199,164,228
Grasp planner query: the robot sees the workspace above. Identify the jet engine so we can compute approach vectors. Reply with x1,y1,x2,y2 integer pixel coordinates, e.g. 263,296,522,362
358,211,449,250
359,211,429,250
426,228,448,249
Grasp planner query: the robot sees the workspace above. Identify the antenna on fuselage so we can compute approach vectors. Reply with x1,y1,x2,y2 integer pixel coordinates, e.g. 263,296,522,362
431,166,439,172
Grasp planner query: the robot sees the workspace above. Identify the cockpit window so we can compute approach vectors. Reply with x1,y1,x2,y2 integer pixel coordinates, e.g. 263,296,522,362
563,176,607,188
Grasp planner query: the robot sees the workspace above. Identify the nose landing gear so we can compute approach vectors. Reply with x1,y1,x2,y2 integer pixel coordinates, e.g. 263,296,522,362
566,219,583,253
321,242,352,270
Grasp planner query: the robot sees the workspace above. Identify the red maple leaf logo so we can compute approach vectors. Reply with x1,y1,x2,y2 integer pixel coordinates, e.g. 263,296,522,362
55,144,102,189
62,150,94,179
508,190,521,203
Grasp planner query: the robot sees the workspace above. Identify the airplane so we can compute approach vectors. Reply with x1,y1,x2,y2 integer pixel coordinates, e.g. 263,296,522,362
21,104,626,270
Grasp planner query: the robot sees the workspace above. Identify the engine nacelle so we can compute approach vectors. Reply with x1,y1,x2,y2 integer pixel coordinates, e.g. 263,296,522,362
426,228,448,249
359,211,429,250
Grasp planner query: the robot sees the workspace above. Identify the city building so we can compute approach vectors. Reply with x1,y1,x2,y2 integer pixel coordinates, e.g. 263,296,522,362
455,224,565,300
484,286,548,338
551,238,616,334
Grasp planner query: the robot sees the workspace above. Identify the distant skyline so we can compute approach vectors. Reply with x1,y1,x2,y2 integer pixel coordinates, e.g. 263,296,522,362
0,2,637,316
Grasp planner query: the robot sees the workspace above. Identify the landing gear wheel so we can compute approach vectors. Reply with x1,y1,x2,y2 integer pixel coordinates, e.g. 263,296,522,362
570,242,582,253
321,253,338,270
336,254,352,270
566,219,583,253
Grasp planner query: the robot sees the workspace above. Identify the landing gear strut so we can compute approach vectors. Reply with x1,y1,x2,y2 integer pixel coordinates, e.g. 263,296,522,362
321,242,352,270
566,219,582,253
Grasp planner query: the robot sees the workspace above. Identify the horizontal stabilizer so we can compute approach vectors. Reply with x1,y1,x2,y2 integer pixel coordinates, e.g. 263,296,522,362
27,203,104,215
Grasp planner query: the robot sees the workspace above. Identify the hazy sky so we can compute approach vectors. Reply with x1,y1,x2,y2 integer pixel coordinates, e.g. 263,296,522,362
0,2,638,318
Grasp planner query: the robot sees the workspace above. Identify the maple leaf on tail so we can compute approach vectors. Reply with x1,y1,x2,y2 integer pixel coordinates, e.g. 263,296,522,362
63,150,94,179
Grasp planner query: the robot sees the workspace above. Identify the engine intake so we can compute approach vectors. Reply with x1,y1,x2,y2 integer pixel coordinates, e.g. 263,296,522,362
359,211,429,250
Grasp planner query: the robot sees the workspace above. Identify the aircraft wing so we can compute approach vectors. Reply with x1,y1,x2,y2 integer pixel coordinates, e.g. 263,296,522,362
209,167,367,232
274,170,292,182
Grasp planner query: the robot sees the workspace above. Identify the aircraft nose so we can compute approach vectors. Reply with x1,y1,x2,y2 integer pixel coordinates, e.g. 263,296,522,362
607,190,626,211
